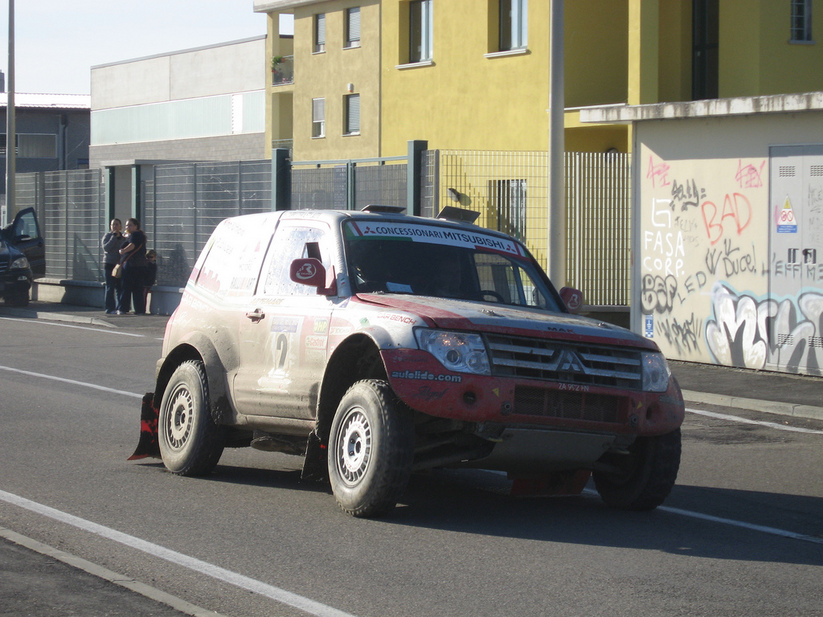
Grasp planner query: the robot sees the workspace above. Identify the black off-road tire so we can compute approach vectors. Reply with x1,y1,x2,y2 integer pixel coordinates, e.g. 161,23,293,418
158,360,225,476
593,428,681,511
328,379,415,518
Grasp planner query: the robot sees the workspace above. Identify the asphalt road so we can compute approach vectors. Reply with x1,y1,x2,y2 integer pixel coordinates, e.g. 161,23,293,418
1,314,822,617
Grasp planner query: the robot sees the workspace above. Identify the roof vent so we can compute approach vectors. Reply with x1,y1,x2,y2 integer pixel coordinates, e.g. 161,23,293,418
361,204,407,214
435,206,480,224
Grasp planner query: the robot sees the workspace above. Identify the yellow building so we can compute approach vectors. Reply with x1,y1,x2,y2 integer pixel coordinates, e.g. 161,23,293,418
255,0,823,159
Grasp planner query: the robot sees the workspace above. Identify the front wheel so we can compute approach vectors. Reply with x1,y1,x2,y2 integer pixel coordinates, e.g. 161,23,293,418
328,380,414,518
158,360,225,476
593,428,681,511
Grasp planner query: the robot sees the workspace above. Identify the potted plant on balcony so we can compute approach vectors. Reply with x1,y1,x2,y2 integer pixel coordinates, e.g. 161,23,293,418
271,55,285,84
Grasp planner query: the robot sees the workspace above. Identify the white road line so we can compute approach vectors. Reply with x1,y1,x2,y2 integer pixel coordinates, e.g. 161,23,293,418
0,365,144,399
0,315,145,337
686,407,823,435
0,489,359,617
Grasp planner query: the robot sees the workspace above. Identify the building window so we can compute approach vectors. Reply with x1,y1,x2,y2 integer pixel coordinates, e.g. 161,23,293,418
0,133,57,158
409,0,433,63
500,0,527,51
312,98,325,138
344,94,360,135
314,13,326,53
791,0,813,42
346,7,361,48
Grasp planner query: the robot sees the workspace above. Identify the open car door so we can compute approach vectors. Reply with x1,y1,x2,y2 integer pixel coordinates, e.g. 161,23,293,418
8,208,45,278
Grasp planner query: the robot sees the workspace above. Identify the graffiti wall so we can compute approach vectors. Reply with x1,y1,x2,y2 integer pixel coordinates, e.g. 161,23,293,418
637,140,823,376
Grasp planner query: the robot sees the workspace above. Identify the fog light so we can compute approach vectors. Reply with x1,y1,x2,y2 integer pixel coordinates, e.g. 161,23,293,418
463,391,477,405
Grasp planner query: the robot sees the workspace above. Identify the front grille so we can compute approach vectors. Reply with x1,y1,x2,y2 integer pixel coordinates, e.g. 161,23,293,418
514,386,621,423
485,333,643,390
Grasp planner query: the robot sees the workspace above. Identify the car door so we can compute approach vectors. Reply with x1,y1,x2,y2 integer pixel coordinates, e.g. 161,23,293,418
232,221,336,420
9,208,45,277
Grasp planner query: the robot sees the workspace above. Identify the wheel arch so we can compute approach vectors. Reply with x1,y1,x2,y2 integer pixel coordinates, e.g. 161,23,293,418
155,337,233,425
315,333,387,444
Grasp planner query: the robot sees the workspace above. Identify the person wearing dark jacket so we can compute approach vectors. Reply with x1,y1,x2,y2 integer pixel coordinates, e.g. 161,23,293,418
117,218,149,314
101,219,124,314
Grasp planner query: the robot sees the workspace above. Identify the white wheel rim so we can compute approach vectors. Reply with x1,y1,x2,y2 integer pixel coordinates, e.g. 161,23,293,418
336,407,372,486
165,384,194,450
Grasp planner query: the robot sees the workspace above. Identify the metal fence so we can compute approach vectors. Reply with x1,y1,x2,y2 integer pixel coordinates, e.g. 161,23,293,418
15,151,631,306
16,169,106,282
142,160,272,287
431,149,631,306
290,157,407,211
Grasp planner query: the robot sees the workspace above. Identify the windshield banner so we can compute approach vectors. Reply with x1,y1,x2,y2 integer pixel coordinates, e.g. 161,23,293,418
347,221,525,257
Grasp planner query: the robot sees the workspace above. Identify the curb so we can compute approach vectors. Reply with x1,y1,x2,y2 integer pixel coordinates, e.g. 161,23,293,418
682,389,823,422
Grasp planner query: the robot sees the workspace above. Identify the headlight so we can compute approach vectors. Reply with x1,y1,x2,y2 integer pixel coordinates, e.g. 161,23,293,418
641,352,670,392
415,329,491,375
10,257,30,270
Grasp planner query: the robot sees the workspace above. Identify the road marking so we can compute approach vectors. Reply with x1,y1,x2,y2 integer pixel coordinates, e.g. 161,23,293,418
0,525,227,617
0,315,145,337
0,489,359,617
0,365,144,399
686,407,823,435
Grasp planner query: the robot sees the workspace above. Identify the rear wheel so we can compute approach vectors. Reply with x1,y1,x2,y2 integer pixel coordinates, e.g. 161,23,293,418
158,360,225,476
593,428,681,511
328,380,414,518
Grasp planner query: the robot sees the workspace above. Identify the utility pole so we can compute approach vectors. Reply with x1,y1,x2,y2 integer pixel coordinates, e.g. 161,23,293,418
4,0,16,227
548,0,565,287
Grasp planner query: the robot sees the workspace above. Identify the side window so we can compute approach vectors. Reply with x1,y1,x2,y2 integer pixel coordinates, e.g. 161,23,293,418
346,7,361,48
409,0,433,62
14,211,40,240
499,0,528,51
344,94,360,135
314,13,326,53
263,226,328,296
195,218,272,299
312,98,325,138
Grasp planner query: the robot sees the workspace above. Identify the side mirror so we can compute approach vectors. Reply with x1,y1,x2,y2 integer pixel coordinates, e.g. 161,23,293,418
559,287,583,313
290,258,336,295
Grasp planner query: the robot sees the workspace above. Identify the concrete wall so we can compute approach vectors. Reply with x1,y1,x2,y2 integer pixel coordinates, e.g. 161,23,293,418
633,109,823,375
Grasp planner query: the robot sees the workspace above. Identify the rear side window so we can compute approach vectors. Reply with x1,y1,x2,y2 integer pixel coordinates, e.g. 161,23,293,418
194,216,274,298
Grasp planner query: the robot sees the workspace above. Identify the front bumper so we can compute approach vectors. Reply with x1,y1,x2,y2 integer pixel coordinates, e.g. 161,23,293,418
382,348,685,437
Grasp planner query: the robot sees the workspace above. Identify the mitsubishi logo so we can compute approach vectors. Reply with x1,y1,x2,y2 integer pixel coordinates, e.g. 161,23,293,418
557,349,585,374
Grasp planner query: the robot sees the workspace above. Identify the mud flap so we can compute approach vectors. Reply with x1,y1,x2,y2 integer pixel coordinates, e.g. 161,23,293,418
127,392,160,460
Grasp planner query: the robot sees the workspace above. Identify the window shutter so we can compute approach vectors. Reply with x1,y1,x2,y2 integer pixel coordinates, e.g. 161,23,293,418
348,8,361,45
313,98,325,121
346,94,360,134
316,13,326,49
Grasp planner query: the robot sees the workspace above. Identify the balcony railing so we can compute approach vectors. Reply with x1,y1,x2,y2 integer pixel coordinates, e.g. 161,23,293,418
271,55,294,86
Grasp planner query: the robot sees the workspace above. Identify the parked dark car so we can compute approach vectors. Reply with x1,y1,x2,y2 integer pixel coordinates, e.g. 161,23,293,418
0,208,45,307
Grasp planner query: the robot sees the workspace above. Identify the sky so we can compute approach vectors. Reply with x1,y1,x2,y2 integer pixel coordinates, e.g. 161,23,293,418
0,0,293,95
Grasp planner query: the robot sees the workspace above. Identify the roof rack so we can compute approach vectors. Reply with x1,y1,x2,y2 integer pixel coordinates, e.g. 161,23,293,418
435,206,480,224
361,204,407,214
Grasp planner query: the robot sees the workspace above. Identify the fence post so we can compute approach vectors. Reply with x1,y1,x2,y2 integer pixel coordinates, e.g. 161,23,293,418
407,140,427,215
272,148,291,210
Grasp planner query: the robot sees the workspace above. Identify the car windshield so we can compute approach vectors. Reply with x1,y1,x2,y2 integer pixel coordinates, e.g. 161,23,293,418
343,219,562,311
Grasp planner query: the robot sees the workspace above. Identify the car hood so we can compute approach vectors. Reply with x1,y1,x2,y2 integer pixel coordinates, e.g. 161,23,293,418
0,240,23,259
355,293,657,350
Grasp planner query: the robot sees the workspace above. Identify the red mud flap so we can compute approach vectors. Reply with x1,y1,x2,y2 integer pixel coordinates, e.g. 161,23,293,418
127,392,160,460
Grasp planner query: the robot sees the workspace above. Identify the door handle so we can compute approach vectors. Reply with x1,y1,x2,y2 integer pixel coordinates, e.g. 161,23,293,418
245,309,265,322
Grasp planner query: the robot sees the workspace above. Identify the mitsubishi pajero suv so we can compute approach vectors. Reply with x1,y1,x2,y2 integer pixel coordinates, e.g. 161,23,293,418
151,206,684,517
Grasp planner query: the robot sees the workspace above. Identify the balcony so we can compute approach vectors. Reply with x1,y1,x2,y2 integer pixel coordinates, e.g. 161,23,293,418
271,55,294,86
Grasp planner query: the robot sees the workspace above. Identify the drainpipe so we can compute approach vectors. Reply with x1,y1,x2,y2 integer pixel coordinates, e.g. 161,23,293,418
548,0,566,288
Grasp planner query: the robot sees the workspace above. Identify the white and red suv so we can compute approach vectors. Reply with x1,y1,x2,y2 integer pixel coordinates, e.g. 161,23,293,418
149,206,684,517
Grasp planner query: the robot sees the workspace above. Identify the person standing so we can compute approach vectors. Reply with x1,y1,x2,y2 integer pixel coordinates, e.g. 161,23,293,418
101,219,124,314
117,218,149,314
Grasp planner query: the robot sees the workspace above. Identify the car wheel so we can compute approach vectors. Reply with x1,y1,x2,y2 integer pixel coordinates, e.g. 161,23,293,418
158,360,225,476
593,428,681,511
328,379,414,518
